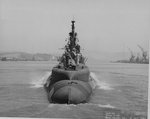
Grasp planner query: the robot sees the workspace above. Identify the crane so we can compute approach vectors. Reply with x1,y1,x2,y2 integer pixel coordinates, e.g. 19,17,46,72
137,45,147,62
128,48,135,62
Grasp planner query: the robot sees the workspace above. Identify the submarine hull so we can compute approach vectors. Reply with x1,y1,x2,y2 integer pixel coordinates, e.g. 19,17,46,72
44,66,96,104
44,20,96,104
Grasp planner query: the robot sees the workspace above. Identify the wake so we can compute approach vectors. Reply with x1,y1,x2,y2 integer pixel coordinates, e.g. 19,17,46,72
30,72,51,88
30,71,115,109
47,103,115,109
30,71,113,91
31,72,113,90
90,72,113,90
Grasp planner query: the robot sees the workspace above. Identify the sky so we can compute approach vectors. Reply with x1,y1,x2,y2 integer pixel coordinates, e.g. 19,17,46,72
0,0,149,54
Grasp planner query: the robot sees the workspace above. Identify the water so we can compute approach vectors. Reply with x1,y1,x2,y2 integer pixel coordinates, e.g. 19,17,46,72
0,61,148,118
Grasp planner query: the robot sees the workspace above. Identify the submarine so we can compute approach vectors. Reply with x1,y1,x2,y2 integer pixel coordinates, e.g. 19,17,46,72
44,21,96,104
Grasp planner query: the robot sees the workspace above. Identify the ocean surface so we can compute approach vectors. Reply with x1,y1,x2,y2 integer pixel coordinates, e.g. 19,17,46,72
0,60,148,118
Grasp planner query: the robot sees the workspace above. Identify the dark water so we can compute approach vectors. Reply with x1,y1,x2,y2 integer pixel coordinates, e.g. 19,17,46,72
0,61,148,118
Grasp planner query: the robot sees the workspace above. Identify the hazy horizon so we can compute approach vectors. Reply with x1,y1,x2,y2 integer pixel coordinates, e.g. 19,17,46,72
0,0,149,54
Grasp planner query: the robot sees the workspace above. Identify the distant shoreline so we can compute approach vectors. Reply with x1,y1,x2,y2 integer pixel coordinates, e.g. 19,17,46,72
0,52,58,61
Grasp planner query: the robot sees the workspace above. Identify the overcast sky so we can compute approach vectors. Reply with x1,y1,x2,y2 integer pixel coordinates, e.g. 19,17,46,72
0,0,149,54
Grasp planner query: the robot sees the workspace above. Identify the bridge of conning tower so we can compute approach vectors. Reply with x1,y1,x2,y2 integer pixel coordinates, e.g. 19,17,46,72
58,20,85,69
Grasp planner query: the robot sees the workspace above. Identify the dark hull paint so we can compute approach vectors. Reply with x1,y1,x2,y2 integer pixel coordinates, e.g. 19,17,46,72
44,66,96,104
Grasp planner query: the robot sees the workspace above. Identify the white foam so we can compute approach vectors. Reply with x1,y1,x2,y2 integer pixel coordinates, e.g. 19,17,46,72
59,105,71,110
79,103,115,108
48,103,76,108
30,71,112,90
97,82,114,90
90,72,113,90
30,72,51,88
48,104,72,110
98,104,115,108
48,103,56,108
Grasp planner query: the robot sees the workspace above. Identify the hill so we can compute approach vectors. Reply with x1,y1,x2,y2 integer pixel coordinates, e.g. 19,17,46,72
0,52,58,61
